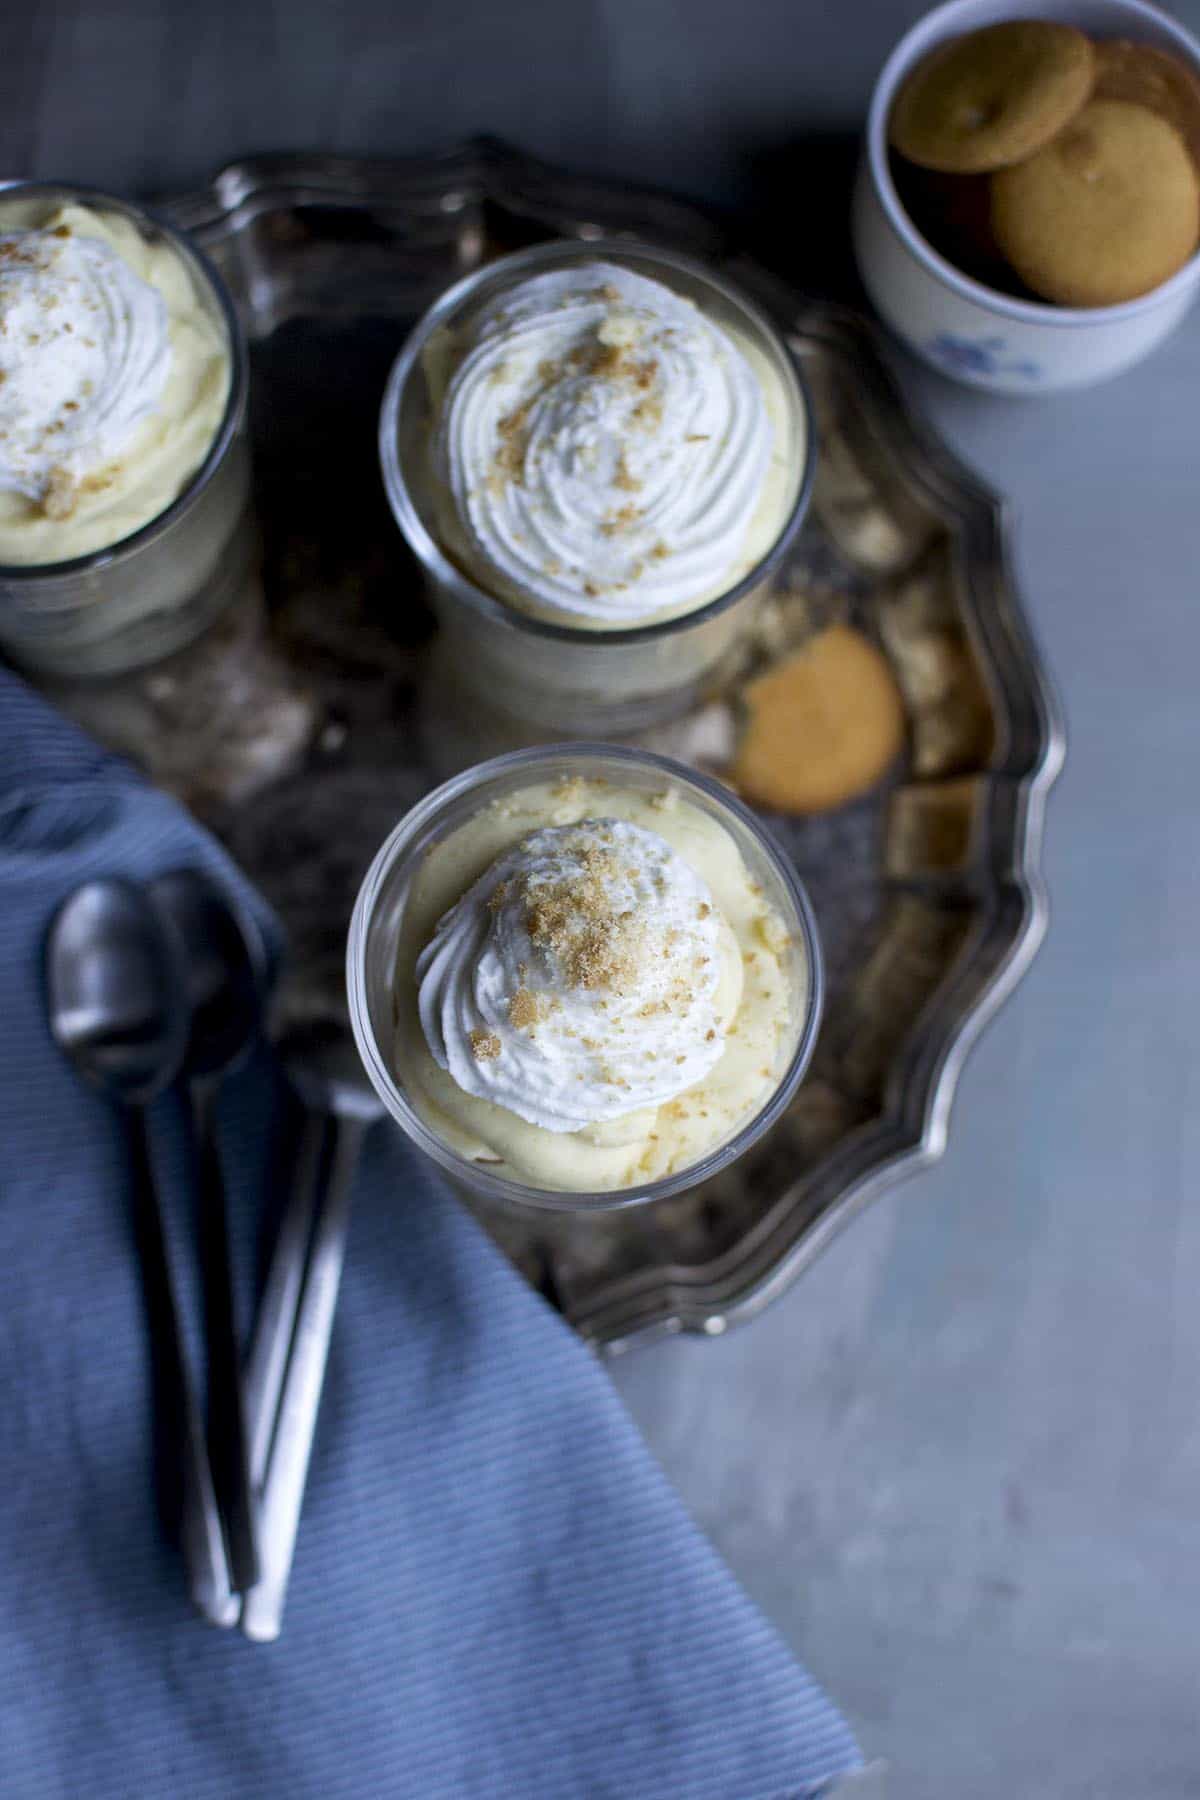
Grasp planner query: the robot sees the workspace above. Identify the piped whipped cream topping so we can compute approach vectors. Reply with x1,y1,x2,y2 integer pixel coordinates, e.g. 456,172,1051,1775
416,817,728,1132
429,262,775,625
0,225,171,513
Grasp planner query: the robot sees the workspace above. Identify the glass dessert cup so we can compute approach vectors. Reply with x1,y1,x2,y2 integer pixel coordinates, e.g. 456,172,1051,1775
347,744,823,1215
378,238,813,735
0,181,252,679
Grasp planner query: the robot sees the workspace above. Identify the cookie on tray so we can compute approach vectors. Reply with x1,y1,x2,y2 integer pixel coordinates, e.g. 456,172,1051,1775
731,623,905,816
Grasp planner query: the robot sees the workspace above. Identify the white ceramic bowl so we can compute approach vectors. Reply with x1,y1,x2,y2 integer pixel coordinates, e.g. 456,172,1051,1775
854,0,1200,394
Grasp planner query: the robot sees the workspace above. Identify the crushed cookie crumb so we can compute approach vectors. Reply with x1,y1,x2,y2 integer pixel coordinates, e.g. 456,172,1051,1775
469,1029,502,1061
488,882,509,914
494,404,529,484
41,465,78,521
705,1029,716,1041
507,986,539,1029
599,502,641,537
522,849,648,994
630,394,663,431
591,341,623,376
649,541,670,561
613,454,641,494
685,433,710,443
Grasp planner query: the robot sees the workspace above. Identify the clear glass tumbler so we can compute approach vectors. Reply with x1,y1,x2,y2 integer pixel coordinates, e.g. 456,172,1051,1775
0,181,252,680
379,239,813,735
347,743,823,1215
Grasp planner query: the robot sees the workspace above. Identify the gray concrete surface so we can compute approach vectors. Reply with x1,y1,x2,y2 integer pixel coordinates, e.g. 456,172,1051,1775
8,2,1200,1792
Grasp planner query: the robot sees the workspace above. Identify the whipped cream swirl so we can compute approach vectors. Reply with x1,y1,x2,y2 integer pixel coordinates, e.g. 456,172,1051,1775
0,226,171,508
431,262,774,624
416,817,727,1132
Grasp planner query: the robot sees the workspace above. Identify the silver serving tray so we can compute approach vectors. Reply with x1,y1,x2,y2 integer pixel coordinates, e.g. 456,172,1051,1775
55,141,1064,1350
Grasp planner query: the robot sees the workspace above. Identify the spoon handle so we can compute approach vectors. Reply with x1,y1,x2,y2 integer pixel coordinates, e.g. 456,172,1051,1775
125,1108,238,1628
243,1108,325,1489
240,1113,367,1642
190,1083,260,1594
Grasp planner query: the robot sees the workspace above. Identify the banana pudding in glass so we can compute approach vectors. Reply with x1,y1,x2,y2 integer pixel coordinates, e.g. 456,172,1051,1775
422,259,796,631
0,184,250,678
380,242,811,732
348,746,823,1210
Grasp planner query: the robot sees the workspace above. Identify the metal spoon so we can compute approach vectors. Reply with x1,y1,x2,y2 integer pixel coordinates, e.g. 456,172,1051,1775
149,867,266,1596
45,878,238,1629
240,1021,384,1642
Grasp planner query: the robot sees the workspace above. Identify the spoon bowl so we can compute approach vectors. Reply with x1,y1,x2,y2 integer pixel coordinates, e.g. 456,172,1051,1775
150,867,267,1081
46,878,189,1104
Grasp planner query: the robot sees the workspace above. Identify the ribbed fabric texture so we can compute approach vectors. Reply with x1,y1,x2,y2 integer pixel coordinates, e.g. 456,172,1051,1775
0,669,862,1800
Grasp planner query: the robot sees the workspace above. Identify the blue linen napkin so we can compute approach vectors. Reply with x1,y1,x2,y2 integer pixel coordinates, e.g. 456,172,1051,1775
0,667,862,1800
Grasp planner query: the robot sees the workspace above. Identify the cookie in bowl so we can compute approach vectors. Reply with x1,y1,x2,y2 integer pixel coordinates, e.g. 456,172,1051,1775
889,19,1096,173
854,0,1200,393
991,97,1200,305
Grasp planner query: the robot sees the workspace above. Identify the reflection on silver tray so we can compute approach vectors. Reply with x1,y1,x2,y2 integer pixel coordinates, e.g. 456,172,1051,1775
46,141,1063,1350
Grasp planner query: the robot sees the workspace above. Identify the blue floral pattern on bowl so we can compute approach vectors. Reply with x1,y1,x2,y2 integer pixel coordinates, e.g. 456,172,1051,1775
925,333,1041,382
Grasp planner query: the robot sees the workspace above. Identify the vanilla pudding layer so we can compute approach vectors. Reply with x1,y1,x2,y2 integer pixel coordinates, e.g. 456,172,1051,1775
422,261,799,631
392,777,801,1191
0,199,230,565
